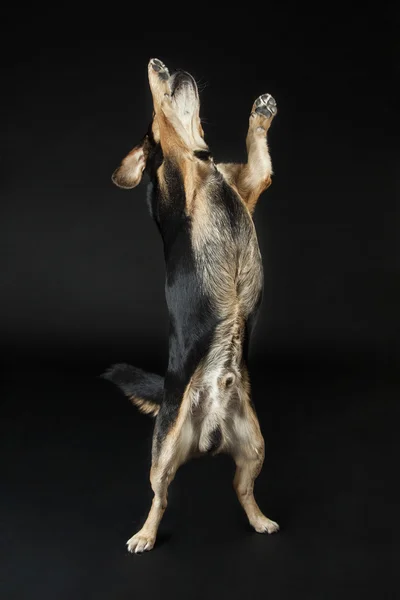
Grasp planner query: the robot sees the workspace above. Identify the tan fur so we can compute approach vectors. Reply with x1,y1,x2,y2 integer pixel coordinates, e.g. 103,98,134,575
129,395,160,417
230,367,279,534
127,374,196,553
148,61,207,162
112,144,148,189
216,98,275,214
191,176,263,321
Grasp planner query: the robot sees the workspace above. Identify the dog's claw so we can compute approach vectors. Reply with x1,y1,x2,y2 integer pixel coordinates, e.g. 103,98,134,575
126,531,156,554
252,516,280,534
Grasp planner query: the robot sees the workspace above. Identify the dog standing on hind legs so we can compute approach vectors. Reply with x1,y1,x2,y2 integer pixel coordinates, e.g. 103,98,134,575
103,58,279,553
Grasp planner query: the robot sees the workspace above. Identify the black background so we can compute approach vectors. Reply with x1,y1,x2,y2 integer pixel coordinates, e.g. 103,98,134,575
1,23,398,600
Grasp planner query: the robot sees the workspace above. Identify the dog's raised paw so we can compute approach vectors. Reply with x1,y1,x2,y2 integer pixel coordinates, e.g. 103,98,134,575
149,58,170,80
254,94,277,119
126,531,156,554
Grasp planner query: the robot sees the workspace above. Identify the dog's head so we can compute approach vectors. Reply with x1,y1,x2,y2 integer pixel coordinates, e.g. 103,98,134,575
112,59,205,190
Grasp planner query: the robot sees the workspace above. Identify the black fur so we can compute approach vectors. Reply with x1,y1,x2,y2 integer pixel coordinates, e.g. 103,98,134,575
102,363,164,406
193,149,211,161
207,426,222,454
147,157,221,446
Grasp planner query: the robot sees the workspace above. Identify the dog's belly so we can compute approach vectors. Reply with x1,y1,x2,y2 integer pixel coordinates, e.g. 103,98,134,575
181,184,264,455
181,375,253,457
164,181,264,458
191,188,263,321
166,291,259,458
182,322,251,455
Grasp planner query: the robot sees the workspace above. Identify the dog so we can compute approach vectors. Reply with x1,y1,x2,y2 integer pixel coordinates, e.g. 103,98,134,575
103,58,279,553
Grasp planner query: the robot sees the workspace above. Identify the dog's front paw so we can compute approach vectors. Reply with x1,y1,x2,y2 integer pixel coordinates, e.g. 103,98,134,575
126,530,156,554
253,94,277,119
148,59,172,106
149,58,170,81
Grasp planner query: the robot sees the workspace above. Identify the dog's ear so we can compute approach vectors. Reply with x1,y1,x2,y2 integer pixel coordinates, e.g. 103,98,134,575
112,138,149,189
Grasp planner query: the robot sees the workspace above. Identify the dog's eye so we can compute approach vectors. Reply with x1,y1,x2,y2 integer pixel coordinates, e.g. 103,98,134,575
194,150,211,161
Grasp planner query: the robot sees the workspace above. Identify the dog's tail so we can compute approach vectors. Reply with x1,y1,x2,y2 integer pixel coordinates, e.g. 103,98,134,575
102,363,164,417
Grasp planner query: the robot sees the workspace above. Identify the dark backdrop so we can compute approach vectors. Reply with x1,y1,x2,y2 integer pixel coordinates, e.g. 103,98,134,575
1,33,397,373
1,28,398,600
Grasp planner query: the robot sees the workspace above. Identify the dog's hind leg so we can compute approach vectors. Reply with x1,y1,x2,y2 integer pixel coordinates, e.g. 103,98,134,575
233,456,280,535
126,455,178,553
231,403,280,535
126,388,193,553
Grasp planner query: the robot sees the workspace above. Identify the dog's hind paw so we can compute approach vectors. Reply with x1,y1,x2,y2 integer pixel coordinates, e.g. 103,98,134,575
252,515,280,534
126,530,156,554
